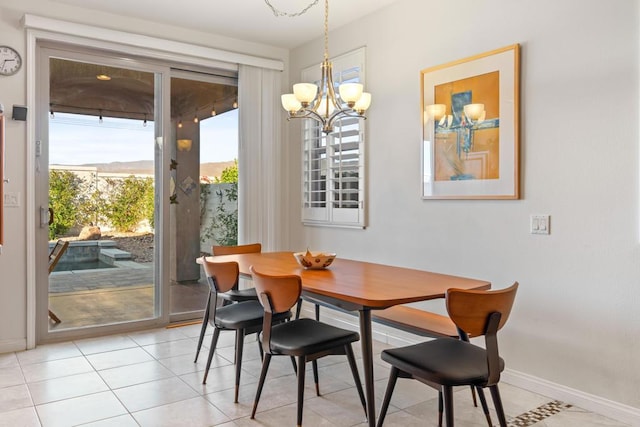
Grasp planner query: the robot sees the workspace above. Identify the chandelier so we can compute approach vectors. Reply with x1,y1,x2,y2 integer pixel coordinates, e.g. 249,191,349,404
425,103,486,156
272,0,372,134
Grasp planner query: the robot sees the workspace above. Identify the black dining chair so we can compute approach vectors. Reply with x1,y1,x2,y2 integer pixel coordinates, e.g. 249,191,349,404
194,243,262,364
376,282,519,427
214,242,322,321
211,243,262,302
249,266,367,426
197,257,290,403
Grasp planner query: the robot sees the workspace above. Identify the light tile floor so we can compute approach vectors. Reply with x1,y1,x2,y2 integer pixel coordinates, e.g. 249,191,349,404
0,324,630,427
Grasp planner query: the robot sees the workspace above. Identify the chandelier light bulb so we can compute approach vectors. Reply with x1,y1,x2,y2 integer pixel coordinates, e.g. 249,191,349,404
318,96,335,118
293,83,318,105
339,83,363,106
425,104,446,121
463,103,485,121
354,92,372,114
281,94,302,113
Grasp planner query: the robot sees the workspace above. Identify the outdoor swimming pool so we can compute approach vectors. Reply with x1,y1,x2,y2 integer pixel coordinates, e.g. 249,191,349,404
53,259,116,272
49,239,132,272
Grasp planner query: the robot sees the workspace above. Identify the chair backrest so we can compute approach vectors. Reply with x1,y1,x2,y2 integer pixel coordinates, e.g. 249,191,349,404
201,257,240,294
212,243,261,256
446,282,518,337
250,266,301,314
48,240,70,274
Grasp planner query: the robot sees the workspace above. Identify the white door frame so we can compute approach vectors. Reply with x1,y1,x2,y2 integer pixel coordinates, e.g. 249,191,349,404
25,16,283,347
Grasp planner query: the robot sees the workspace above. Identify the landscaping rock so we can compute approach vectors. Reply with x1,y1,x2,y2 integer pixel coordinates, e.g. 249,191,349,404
78,225,102,240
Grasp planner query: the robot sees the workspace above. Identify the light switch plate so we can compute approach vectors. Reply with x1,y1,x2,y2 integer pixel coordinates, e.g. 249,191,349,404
530,214,550,234
4,192,20,207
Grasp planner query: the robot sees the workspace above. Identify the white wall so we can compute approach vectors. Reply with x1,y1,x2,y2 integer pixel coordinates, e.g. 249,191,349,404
0,1,288,349
287,0,640,417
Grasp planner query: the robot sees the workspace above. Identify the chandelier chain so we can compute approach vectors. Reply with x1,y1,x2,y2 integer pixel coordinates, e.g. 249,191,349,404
264,0,319,17
324,0,329,60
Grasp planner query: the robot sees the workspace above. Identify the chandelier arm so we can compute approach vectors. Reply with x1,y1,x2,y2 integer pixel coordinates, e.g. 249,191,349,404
288,107,367,134
307,59,341,117
324,62,342,111
308,83,326,115
326,109,367,130
289,109,325,123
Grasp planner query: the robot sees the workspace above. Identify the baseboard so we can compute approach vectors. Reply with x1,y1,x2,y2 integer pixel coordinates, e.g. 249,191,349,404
299,302,640,426
0,338,27,354
502,369,640,426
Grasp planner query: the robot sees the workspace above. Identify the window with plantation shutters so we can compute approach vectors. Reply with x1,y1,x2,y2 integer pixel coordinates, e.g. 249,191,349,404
301,48,366,228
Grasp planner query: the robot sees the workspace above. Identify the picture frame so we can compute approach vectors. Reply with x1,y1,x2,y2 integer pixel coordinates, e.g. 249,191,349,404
421,44,520,199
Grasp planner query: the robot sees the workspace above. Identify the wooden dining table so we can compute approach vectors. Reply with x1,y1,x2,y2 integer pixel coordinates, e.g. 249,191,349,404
201,251,491,426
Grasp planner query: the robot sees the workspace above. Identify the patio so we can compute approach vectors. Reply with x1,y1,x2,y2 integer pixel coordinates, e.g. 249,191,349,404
49,264,208,329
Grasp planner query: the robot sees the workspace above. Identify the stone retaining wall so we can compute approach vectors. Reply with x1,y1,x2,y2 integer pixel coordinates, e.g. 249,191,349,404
49,240,119,263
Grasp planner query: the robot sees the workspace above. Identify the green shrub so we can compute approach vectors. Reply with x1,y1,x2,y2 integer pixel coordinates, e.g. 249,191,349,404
104,176,154,232
48,170,85,239
200,183,238,247
216,159,238,183
201,160,238,246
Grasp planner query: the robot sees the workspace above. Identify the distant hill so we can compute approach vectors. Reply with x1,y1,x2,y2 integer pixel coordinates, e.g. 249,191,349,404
81,160,153,174
76,160,235,179
200,161,236,178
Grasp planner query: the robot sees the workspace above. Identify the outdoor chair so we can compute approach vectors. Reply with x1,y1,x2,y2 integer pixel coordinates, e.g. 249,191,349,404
47,239,70,323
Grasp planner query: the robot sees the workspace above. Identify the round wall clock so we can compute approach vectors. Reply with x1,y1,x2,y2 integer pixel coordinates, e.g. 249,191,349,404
0,46,22,76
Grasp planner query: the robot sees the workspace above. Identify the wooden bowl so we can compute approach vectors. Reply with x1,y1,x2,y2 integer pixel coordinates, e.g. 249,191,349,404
293,251,336,269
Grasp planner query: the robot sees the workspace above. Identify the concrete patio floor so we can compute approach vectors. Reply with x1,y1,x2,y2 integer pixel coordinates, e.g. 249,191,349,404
48,263,208,330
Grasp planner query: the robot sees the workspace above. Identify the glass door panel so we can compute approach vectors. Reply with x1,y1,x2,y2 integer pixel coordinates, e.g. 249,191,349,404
46,56,160,331
169,72,238,320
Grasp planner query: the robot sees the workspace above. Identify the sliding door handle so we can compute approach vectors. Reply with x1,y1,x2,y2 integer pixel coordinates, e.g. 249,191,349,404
40,206,51,227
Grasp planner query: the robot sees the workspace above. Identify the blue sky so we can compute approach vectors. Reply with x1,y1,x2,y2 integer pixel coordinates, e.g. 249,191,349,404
49,110,238,165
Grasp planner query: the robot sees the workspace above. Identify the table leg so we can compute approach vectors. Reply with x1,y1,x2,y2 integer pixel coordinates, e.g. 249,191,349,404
359,308,376,426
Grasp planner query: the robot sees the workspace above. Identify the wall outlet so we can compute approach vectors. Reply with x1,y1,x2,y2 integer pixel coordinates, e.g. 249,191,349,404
530,214,550,234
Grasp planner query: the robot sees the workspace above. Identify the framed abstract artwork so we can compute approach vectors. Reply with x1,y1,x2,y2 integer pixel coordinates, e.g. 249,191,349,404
421,44,520,199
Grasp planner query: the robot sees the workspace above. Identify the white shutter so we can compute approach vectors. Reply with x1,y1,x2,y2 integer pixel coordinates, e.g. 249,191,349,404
300,48,366,228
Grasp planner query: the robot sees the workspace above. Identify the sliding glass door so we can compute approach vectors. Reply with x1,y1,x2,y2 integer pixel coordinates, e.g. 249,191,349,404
36,46,168,340
35,44,240,341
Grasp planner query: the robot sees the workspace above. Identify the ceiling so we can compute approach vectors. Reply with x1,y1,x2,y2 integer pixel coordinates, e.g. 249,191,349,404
51,0,402,49
50,58,238,121
49,0,403,121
